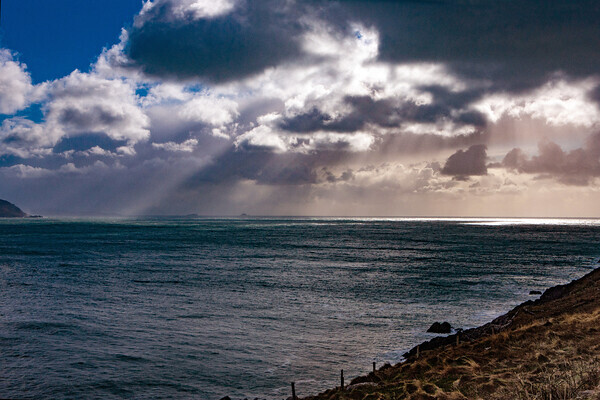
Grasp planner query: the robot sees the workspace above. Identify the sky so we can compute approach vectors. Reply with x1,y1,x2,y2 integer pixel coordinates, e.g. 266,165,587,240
1,0,600,217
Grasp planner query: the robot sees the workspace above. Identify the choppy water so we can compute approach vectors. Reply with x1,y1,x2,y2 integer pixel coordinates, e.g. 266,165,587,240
1,218,599,399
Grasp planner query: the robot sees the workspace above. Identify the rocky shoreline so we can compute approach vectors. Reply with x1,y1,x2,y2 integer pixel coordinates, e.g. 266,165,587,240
220,267,600,400
401,271,583,360
302,266,600,399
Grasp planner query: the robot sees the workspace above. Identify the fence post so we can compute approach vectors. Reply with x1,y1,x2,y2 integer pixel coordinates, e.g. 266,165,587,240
291,382,296,400
373,361,376,373
341,369,344,390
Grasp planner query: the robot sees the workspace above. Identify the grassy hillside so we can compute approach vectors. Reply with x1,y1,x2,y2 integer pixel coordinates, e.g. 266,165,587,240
304,267,600,400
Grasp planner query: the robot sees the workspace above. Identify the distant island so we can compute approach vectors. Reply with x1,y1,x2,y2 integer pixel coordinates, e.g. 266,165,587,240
0,199,29,218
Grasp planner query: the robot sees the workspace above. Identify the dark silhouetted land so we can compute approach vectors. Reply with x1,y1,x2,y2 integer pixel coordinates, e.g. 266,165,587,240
0,199,27,218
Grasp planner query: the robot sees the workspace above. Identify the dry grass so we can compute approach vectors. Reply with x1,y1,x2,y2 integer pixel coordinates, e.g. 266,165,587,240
499,359,600,400
302,269,600,400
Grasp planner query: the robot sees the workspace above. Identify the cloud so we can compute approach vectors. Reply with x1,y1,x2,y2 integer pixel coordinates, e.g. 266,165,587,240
123,0,600,92
590,84,600,106
332,0,600,91
234,112,375,153
279,94,487,134
3,1,600,217
152,138,199,152
500,134,600,185
1,164,52,179
474,78,600,127
139,0,238,21
178,96,239,126
441,144,488,178
103,4,491,170
46,71,150,144
126,0,309,82
0,118,50,152
0,49,45,114
0,70,151,158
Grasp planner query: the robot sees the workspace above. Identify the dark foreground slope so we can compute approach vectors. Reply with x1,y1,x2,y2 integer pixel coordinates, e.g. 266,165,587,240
305,267,600,400
0,199,27,217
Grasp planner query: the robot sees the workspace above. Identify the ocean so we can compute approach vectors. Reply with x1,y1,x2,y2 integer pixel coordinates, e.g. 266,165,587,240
1,217,599,399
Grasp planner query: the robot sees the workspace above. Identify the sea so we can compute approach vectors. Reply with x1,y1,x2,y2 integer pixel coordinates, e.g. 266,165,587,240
1,217,599,399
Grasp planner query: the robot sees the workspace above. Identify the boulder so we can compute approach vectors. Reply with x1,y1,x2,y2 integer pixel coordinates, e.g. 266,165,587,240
529,290,542,295
427,321,452,334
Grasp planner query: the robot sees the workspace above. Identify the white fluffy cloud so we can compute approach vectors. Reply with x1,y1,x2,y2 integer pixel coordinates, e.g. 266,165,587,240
136,0,237,24
46,70,150,144
0,70,150,157
178,96,239,126
0,118,53,157
0,49,45,114
475,78,600,128
170,0,237,20
152,138,198,152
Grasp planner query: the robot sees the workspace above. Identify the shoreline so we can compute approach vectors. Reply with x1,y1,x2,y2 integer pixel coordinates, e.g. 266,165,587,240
400,267,592,360
298,266,600,399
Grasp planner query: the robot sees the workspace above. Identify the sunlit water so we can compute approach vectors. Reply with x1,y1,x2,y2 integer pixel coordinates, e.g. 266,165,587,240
1,218,599,399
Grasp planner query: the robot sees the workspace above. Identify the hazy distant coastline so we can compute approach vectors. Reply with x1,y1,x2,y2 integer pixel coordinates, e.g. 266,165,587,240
0,199,28,218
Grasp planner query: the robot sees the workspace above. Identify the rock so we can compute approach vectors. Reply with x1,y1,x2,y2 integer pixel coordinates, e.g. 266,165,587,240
529,290,542,295
382,363,393,369
427,321,452,334
219,397,231,400
540,283,569,301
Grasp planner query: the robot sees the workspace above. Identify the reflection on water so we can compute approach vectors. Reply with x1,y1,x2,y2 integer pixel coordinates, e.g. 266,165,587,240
0,218,598,399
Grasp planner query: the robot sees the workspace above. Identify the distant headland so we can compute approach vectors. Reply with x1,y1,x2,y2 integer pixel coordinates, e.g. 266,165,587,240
0,199,41,218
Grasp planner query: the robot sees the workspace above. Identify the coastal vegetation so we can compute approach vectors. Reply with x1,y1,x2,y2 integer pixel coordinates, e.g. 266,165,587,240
304,268,600,400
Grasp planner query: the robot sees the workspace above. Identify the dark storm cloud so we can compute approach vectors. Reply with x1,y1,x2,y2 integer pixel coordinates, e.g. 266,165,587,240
280,107,346,133
280,94,488,133
418,85,482,108
127,0,600,90
187,149,321,185
332,0,600,91
57,106,127,128
52,133,127,153
441,144,487,178
126,1,308,82
589,85,600,106
500,134,600,185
